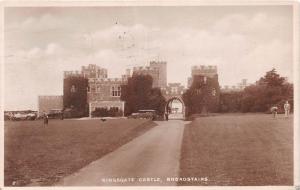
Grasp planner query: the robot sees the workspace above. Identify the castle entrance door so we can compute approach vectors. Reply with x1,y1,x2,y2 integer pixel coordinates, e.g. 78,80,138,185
165,97,185,120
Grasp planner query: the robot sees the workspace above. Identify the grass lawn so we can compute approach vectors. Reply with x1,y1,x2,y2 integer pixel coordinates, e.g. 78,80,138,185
5,118,156,186
179,114,293,186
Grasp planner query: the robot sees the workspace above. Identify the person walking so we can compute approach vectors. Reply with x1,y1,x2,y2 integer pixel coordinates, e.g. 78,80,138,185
43,112,48,127
284,100,291,118
165,112,169,121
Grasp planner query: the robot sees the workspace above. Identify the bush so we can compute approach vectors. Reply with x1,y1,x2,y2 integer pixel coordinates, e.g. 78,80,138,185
92,107,123,117
63,108,87,118
219,91,242,113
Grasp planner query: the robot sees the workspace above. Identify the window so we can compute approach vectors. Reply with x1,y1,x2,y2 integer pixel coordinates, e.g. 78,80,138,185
70,85,76,93
112,86,121,97
90,85,95,92
212,88,216,96
96,86,101,92
203,76,207,84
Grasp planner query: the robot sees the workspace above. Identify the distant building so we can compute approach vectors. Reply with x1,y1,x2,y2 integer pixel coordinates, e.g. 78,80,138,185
38,95,63,115
221,79,249,93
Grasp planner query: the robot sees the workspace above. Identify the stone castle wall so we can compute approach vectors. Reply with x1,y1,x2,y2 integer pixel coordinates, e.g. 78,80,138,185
38,95,63,115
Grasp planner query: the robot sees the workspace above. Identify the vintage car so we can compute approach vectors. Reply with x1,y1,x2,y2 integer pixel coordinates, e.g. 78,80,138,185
129,110,157,120
25,113,37,120
47,109,63,119
11,113,28,121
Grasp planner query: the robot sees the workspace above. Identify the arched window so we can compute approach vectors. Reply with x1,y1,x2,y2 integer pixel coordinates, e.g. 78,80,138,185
70,85,76,93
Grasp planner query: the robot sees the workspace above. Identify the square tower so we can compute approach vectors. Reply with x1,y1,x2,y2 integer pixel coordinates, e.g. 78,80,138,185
149,61,167,88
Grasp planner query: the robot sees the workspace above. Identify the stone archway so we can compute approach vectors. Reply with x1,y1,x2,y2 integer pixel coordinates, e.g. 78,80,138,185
165,96,185,120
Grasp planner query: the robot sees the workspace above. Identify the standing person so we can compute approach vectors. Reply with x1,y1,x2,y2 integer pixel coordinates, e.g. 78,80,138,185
284,100,291,118
165,112,169,121
43,112,48,127
60,110,64,120
270,106,278,118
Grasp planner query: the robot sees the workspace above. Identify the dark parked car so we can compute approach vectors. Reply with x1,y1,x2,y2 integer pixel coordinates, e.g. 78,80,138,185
129,110,157,120
47,109,63,119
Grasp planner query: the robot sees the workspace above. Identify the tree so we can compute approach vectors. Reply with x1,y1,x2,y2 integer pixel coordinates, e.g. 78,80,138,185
219,91,242,112
258,68,285,87
241,69,293,112
121,74,166,116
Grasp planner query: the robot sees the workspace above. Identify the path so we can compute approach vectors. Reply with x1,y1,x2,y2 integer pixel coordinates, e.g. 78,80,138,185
56,120,188,186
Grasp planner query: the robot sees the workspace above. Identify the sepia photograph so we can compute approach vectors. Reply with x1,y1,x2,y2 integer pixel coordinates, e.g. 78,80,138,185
2,1,299,188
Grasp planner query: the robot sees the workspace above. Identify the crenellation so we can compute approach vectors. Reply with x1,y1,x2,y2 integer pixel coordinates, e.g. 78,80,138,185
64,71,84,78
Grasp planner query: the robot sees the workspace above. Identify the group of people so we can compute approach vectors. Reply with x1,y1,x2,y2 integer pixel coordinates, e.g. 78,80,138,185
270,100,291,118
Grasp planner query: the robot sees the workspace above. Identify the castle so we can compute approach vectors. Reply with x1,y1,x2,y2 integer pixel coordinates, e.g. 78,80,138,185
38,61,248,117
62,61,167,117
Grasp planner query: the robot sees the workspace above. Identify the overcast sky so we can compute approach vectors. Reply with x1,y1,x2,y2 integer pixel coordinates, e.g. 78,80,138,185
4,6,293,110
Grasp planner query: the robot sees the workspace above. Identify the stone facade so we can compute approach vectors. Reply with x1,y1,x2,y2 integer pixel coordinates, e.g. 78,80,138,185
38,95,63,115
64,64,129,117
87,78,126,102
149,61,167,88
87,78,127,115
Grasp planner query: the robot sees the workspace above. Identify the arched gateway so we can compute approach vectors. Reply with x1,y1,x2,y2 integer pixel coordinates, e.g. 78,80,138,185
165,96,185,120
162,83,186,120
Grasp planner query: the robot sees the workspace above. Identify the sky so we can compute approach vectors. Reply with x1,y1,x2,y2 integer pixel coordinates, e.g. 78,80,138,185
4,6,293,110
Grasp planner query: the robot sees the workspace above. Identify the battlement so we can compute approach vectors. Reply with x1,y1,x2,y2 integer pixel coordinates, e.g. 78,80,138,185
133,66,159,71
88,78,126,83
192,65,217,71
64,71,84,78
82,64,107,71
191,65,218,78
150,61,167,65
